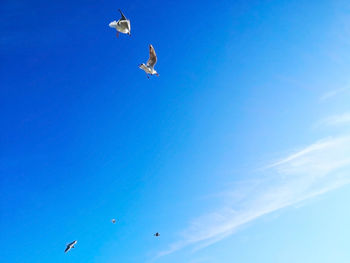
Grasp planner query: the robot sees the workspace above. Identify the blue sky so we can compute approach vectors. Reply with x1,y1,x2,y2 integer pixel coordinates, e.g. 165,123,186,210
1,0,350,262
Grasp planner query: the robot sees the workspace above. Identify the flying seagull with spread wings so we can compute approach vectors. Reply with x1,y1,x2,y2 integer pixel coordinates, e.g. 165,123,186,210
64,240,77,253
109,9,131,37
139,45,159,79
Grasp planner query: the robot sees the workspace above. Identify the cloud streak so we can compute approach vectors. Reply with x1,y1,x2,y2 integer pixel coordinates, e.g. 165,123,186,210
317,112,350,127
157,135,350,258
319,87,349,102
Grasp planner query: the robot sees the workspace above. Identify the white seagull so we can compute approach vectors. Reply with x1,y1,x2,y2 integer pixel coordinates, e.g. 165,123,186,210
139,44,159,79
109,9,131,37
64,240,77,253
111,218,116,224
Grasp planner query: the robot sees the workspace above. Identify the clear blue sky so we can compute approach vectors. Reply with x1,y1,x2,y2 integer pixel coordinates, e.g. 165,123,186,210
1,0,350,262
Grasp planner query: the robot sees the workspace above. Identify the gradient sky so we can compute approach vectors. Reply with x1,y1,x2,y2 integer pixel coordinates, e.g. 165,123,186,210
1,0,350,262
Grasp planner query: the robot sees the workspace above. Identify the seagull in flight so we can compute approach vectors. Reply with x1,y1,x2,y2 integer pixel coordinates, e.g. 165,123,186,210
109,9,131,37
154,232,160,237
111,219,116,224
139,44,159,79
64,240,77,253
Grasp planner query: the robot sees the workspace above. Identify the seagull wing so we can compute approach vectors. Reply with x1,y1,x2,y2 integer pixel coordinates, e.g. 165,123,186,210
64,245,71,253
67,240,76,246
118,9,127,20
118,19,130,29
147,45,157,67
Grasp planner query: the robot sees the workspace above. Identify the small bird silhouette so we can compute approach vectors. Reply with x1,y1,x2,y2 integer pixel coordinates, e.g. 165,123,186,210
139,45,159,79
109,9,131,37
154,232,160,237
64,240,77,253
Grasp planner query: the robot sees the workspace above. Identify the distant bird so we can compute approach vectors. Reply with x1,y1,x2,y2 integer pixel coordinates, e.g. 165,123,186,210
64,240,77,253
111,219,116,224
139,44,159,79
154,232,160,237
109,9,131,37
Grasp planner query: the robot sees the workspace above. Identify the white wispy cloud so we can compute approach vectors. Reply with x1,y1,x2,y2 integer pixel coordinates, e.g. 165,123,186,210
157,135,350,258
316,112,350,127
319,87,349,102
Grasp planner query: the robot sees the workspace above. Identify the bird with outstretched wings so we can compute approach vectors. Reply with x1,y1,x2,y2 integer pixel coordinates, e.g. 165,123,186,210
64,240,77,253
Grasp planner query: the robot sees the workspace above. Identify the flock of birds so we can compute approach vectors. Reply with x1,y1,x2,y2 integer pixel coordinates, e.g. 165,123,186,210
109,9,159,79
64,218,160,253
64,9,160,254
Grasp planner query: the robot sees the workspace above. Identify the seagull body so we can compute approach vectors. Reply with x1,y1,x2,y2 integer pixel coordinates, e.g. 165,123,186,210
109,9,131,37
154,232,160,237
111,219,116,224
64,240,77,253
139,45,159,78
